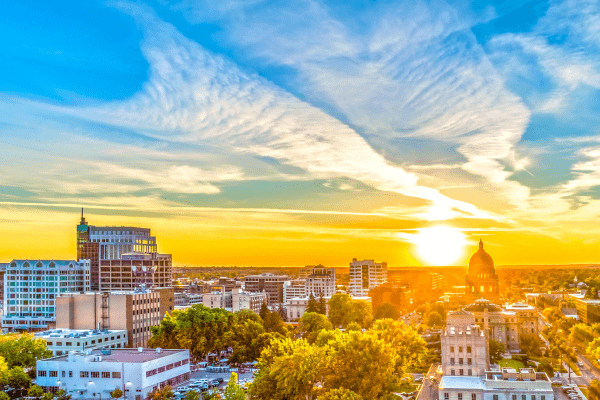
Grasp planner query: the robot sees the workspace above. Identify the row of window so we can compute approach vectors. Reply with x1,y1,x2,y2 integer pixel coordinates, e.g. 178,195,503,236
39,371,122,379
47,335,123,346
450,358,472,365
145,360,189,377
449,346,472,353
444,394,546,400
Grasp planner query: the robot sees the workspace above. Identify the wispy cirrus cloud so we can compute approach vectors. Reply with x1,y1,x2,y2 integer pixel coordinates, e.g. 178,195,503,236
52,1,496,221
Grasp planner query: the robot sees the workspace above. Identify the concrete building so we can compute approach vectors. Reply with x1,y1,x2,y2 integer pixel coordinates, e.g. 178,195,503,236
34,329,128,356
441,310,489,377
244,273,287,304
283,280,306,304
348,259,387,297
56,288,174,347
439,368,554,400
370,283,413,314
465,241,499,302
99,253,172,292
174,292,203,307
36,348,190,400
2,260,91,331
202,289,266,313
305,266,336,297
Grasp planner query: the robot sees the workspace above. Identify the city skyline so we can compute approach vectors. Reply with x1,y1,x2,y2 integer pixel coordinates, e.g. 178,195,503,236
2,0,600,267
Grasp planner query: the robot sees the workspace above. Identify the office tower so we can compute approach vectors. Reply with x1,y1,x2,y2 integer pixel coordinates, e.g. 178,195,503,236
305,265,336,297
348,258,387,297
244,273,287,304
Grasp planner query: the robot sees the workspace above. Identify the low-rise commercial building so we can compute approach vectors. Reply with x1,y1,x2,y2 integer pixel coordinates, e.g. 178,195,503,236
34,329,128,356
36,348,190,400
202,289,266,313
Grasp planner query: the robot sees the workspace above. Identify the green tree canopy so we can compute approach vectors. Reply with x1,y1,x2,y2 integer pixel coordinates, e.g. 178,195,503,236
590,380,600,400
426,312,443,327
318,388,363,400
111,388,124,399
489,339,505,364
306,293,319,313
223,372,246,400
0,334,52,369
299,312,333,343
328,294,372,329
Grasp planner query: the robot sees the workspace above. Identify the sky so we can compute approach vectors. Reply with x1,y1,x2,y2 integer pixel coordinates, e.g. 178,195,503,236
1,0,600,267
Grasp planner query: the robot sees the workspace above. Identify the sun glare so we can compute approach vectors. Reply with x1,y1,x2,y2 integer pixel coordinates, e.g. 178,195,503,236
413,226,467,266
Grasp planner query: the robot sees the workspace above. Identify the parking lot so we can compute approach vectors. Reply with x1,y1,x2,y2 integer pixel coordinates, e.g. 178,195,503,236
171,368,256,395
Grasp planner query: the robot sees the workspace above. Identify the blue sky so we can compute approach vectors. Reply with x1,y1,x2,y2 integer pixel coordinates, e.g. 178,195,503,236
2,0,600,266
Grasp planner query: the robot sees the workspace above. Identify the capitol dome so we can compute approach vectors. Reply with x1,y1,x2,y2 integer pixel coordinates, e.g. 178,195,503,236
468,239,495,276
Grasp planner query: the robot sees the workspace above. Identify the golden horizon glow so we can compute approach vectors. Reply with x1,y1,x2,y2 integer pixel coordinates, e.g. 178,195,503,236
412,226,468,266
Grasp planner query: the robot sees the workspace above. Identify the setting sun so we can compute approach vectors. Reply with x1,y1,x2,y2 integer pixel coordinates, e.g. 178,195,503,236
413,226,467,266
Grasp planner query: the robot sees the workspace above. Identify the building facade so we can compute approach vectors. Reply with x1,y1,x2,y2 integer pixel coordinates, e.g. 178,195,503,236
370,283,413,314
99,253,172,292
56,288,174,347
441,310,489,377
348,259,387,297
244,273,287,304
36,348,190,400
283,280,306,304
305,266,336,297
202,289,267,314
34,329,128,356
2,260,91,331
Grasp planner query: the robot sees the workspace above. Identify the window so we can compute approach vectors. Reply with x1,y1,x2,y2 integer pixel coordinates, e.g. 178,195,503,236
450,346,455,352
69,371,73,378
81,371,89,378
459,347,463,352
62,371,66,378
451,358,455,365
468,358,472,365
459,369,464,376
451,370,455,376
467,346,472,353
468,369,472,376
532,396,535,400
512,395,517,400
522,395,527,400
102,372,111,378
541,396,545,400
444,394,449,400
38,371,47,377
91,371,100,378
49,371,58,377
493,396,498,400
472,394,476,400
113,372,121,378
458,393,462,400
459,358,463,365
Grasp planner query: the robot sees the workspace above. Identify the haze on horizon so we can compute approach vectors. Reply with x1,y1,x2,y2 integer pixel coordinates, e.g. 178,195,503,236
2,0,600,267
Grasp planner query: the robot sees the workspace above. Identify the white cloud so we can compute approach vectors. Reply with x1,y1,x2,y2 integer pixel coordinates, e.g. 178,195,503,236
54,2,496,221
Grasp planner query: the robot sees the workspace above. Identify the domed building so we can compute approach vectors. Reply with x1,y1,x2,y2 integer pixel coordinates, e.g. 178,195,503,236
464,240,499,301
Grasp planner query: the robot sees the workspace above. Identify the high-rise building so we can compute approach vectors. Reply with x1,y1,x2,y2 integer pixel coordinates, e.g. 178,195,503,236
2,260,91,331
77,211,171,291
305,265,336,297
348,259,387,297
55,288,174,347
244,273,287,304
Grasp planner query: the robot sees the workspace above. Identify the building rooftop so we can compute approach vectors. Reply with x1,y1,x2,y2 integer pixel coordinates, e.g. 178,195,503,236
439,376,485,390
34,329,126,339
49,348,187,364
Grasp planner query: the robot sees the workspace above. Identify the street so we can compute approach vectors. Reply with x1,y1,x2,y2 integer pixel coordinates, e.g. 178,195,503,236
415,363,440,400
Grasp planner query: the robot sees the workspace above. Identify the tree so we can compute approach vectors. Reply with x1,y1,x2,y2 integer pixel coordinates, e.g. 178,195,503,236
184,391,200,400
299,312,333,343
223,372,246,400
10,366,31,391
307,293,319,313
0,392,9,400
28,385,44,400
111,388,124,399
318,294,327,315
56,390,71,400
374,303,400,321
520,334,543,357
426,312,442,327
328,294,372,329
0,334,52,369
41,393,54,400
590,380,600,400
371,319,427,375
318,388,363,400
489,340,505,363
149,386,174,400
259,302,269,321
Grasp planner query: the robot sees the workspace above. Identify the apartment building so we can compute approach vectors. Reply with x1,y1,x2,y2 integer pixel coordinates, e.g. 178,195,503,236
2,260,91,331
348,258,387,297
36,348,190,400
202,289,266,314
305,266,336,297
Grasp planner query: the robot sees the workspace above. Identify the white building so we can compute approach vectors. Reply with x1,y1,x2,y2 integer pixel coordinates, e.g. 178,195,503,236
86,226,157,261
348,258,387,297
3,260,91,331
36,348,190,400
231,289,267,313
441,310,488,377
439,368,554,400
284,280,306,304
306,266,336,297
202,289,266,314
34,329,128,356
